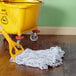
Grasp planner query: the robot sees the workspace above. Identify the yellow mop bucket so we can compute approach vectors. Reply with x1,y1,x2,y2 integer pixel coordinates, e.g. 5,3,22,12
0,0,43,61
0,0,43,36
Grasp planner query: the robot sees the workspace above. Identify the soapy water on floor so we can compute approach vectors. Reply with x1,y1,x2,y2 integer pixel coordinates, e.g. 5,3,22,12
10,46,65,69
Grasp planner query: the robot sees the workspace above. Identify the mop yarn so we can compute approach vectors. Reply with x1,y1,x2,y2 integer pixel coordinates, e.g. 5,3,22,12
10,46,65,69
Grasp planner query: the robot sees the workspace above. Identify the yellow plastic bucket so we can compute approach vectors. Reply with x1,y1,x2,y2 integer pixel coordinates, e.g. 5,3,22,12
0,0,43,36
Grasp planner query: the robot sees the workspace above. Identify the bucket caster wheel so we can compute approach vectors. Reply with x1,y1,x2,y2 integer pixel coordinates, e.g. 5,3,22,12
30,30,40,41
15,36,24,44
30,33,38,41
17,40,21,44
15,36,24,49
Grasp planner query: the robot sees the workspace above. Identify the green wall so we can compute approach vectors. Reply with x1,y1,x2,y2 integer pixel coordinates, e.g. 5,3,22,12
39,0,76,27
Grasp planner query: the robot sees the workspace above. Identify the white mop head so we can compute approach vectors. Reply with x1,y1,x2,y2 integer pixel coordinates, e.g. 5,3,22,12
10,46,65,69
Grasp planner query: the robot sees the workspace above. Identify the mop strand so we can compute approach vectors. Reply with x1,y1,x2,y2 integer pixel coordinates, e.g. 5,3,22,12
10,46,65,69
